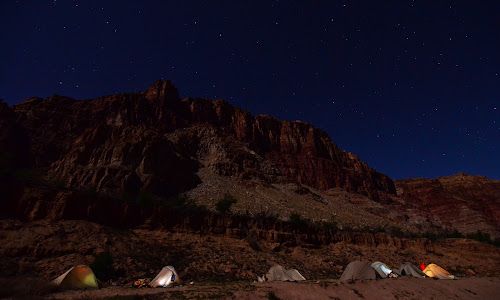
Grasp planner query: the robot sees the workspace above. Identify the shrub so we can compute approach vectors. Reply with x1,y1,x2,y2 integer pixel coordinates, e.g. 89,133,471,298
289,213,307,226
422,231,444,241
385,226,404,238
215,193,237,213
406,231,420,239
90,253,114,281
342,224,353,232
466,230,492,244
447,229,464,239
289,213,301,222
161,193,189,208
421,229,498,246
173,193,188,207
320,216,338,230
254,210,279,223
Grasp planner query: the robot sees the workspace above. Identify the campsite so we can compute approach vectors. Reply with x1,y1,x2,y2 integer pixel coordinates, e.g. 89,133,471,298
40,276,499,300
1,2,500,299
1,217,499,299
1,80,499,298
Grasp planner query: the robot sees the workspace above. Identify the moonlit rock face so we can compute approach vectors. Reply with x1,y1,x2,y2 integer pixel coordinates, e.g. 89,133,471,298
143,80,180,103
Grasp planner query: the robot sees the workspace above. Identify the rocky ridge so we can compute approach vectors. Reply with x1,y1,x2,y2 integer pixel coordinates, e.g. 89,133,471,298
1,81,499,238
396,173,500,236
11,80,395,201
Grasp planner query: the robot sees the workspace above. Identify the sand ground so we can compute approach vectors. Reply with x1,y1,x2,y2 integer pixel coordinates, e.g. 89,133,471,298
48,277,500,300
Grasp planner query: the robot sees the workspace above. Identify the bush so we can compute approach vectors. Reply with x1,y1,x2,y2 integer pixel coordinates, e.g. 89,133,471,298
91,253,114,281
161,193,189,208
215,193,237,213
320,216,338,230
466,230,492,244
385,226,404,238
406,231,421,239
421,229,498,246
173,193,188,207
254,210,279,223
447,229,464,239
289,213,307,226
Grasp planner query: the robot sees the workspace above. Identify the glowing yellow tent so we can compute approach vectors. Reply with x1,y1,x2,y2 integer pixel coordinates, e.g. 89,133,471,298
422,264,455,279
52,265,99,289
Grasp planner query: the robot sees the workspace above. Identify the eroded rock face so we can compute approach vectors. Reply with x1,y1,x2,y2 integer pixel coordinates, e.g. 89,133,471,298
48,125,200,198
179,97,396,200
11,80,395,200
396,173,500,237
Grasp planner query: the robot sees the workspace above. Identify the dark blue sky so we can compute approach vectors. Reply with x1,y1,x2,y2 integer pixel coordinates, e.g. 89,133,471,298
1,1,498,180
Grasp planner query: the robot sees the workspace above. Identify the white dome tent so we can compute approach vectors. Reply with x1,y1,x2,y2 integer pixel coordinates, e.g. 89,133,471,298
150,266,182,287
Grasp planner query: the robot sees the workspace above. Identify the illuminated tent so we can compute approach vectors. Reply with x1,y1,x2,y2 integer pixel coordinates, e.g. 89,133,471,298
371,261,398,278
263,265,306,282
422,264,455,279
340,261,376,281
398,262,426,278
52,265,99,290
150,266,182,287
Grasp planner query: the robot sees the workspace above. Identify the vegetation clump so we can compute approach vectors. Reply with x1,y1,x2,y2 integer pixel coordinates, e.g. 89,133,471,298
289,213,308,226
215,193,237,213
90,252,115,281
319,216,339,230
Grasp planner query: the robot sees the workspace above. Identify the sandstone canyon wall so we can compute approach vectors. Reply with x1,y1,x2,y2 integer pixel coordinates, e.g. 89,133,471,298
10,80,395,201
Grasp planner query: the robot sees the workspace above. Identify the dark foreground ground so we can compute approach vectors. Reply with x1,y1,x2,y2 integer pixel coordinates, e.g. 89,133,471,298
3,277,497,300
1,220,499,299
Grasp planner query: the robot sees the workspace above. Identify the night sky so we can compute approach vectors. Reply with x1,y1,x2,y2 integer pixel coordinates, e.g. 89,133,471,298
1,1,498,180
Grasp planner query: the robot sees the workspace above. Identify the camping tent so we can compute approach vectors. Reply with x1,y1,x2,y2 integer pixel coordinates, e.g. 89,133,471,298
422,264,455,279
264,265,306,282
371,261,397,278
52,265,99,290
340,261,376,281
150,266,182,287
399,262,426,278
371,262,393,278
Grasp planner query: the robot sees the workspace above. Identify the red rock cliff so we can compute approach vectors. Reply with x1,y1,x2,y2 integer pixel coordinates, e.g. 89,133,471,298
396,173,500,236
11,80,395,200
